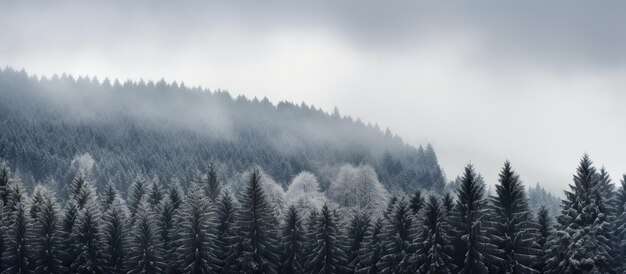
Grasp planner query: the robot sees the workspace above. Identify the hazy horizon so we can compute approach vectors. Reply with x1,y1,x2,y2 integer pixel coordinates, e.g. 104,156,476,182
3,1,626,194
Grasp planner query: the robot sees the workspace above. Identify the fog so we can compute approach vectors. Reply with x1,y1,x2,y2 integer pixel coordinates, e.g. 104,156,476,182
2,1,626,194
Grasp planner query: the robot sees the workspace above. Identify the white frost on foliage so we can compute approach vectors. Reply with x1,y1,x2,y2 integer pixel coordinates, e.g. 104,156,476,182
326,164,389,215
258,170,286,217
70,153,95,174
285,171,328,215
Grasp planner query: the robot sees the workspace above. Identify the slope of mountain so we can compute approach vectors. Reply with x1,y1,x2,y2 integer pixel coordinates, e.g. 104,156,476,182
0,68,445,193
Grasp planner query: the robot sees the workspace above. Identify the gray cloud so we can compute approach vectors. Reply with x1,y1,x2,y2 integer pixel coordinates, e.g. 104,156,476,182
3,1,626,68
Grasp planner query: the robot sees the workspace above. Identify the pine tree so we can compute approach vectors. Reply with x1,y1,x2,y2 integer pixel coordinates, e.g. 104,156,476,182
304,209,319,268
0,161,11,206
279,205,306,274
236,169,281,273
545,154,619,273
597,167,615,202
355,218,384,274
306,204,349,274
4,179,26,222
615,175,626,272
158,180,186,267
449,164,502,273
59,200,79,270
2,200,33,274
212,190,238,273
346,211,371,272
156,195,177,267
168,179,184,211
30,188,63,274
100,182,119,212
534,206,552,274
205,163,221,203
377,198,418,273
410,190,426,216
126,178,147,218
125,199,166,273
172,183,214,273
0,206,7,273
147,181,164,208
29,185,47,221
68,175,86,202
490,161,539,273
442,192,454,213
414,195,454,274
70,198,105,273
101,197,129,273
69,175,93,209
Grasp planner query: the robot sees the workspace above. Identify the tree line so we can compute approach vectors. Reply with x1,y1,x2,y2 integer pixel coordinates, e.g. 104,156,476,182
0,154,624,273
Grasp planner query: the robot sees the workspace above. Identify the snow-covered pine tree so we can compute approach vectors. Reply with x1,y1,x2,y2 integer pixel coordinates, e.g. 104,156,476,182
29,185,47,221
279,205,306,274
346,211,371,272
490,161,539,273
449,164,502,273
125,198,167,273
100,182,119,212
2,200,32,274
60,200,79,270
30,187,63,274
410,190,426,216
168,179,184,210
355,218,384,274
68,175,86,203
615,175,626,272
306,204,349,274
147,181,164,209
205,163,221,203
126,177,147,218
0,208,9,273
156,195,177,267
0,161,10,206
534,206,552,274
235,169,281,273
304,208,319,268
545,154,619,273
212,190,239,273
377,198,418,273
597,167,615,203
68,174,95,211
4,178,26,222
172,183,214,273
101,196,129,273
158,180,186,266
414,195,454,274
598,167,624,272
70,195,106,273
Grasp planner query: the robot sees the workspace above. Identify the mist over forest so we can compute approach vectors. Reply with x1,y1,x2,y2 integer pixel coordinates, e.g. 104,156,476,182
0,67,446,196
3,0,626,273
3,64,625,274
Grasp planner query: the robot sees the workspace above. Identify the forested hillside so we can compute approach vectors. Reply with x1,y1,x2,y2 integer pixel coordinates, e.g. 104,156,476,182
0,68,445,194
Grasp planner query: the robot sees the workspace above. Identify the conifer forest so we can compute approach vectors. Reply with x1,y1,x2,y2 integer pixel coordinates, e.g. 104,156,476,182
1,152,625,273
0,70,623,273
2,1,626,273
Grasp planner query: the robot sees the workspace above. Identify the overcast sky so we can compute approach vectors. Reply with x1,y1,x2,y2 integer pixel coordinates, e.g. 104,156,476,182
2,1,626,194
